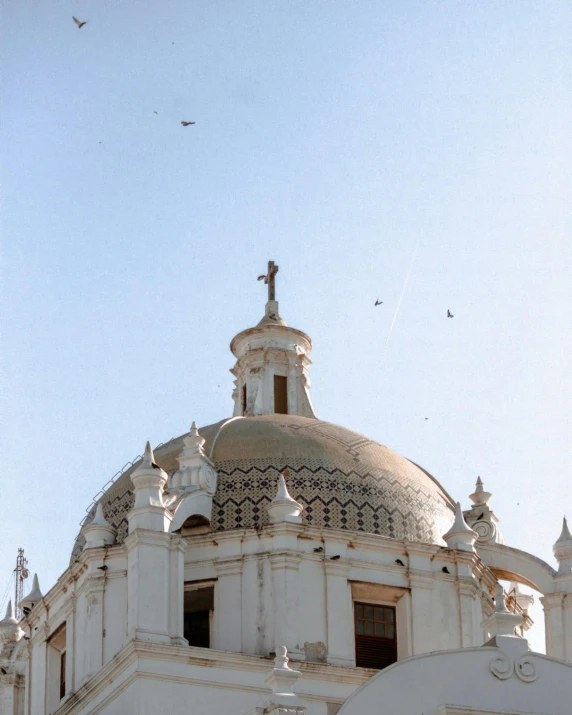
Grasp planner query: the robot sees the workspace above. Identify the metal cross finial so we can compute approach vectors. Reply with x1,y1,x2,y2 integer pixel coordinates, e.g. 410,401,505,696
257,260,279,301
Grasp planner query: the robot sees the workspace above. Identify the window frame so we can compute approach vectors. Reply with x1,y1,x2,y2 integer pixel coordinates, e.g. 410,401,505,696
353,598,398,670
184,580,216,649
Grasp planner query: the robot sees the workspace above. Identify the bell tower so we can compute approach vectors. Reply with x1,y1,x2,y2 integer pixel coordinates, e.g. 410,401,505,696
230,261,316,418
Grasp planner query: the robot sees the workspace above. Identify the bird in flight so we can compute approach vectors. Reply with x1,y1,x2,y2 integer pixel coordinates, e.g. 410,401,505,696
425,417,429,420
374,299,383,306
181,121,196,126
154,111,158,115
72,16,88,28
447,310,454,318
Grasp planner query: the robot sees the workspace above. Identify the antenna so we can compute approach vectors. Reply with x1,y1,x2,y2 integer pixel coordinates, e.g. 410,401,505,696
14,548,28,620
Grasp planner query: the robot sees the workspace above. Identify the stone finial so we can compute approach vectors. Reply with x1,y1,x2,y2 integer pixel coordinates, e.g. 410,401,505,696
469,476,492,506
260,645,306,713
267,473,303,524
83,501,117,550
129,441,171,531
182,422,206,456
443,502,478,552
482,583,528,657
19,574,43,615
553,517,572,575
142,440,156,468
508,582,534,614
169,422,217,496
1,601,17,626
464,477,503,545
0,600,23,645
494,583,508,613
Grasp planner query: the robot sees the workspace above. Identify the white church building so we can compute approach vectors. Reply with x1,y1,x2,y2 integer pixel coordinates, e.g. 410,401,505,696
1,263,571,714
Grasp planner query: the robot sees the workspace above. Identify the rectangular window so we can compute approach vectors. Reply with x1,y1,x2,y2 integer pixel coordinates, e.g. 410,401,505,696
274,375,288,414
242,384,247,414
354,602,397,669
47,622,67,710
184,585,214,648
59,651,66,699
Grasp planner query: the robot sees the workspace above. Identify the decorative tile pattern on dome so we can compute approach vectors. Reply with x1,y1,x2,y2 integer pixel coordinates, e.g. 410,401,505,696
212,457,454,544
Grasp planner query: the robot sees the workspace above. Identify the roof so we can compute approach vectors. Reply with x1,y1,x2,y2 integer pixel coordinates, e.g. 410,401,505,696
70,415,456,563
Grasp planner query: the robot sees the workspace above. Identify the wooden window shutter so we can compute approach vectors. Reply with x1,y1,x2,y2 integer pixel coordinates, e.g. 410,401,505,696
354,602,397,669
274,375,288,414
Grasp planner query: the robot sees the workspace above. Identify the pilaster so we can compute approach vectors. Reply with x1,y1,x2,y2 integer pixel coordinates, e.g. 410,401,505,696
213,557,244,652
125,529,173,644
409,571,434,655
541,592,564,660
269,552,301,657
324,559,353,666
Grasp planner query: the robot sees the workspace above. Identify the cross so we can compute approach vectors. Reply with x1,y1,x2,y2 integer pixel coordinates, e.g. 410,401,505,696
264,260,279,301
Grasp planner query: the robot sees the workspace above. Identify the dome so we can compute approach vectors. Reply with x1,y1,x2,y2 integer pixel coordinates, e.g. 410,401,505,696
71,414,455,562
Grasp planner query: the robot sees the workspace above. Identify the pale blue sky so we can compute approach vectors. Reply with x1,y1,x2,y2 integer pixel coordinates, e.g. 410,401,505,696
1,1,571,652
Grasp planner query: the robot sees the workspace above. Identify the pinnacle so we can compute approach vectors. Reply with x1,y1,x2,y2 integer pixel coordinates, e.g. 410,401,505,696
451,501,474,533
142,440,156,468
2,600,16,624
273,473,297,504
92,501,109,526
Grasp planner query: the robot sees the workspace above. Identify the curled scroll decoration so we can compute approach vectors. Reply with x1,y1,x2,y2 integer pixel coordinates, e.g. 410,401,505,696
515,654,538,683
489,652,513,680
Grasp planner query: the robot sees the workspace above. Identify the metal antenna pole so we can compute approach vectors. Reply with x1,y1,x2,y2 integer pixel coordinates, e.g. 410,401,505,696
13,548,28,620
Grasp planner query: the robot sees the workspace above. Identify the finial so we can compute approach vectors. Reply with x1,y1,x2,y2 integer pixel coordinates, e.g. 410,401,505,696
553,516,572,575
0,599,23,644
274,645,289,670
182,422,206,455
142,440,155,468
19,573,43,614
83,501,116,549
469,476,492,506
267,472,304,524
92,501,110,526
443,502,478,552
263,644,305,709
1,600,17,625
494,583,508,613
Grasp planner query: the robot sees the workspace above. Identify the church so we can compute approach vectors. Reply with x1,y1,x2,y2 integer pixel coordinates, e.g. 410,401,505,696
1,263,570,714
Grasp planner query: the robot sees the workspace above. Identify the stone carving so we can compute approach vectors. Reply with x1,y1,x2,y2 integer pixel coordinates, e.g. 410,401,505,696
488,650,538,683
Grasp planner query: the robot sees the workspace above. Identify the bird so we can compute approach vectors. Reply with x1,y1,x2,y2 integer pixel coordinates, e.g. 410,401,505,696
154,111,158,115
257,274,267,281
442,566,450,574
374,299,383,306
72,16,88,28
181,121,196,126
447,310,454,318
313,547,324,553
268,313,278,321
395,559,404,566
425,417,429,420
97,565,108,571
330,555,341,561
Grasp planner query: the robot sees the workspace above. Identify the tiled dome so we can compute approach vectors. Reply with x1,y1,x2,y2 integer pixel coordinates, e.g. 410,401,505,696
71,415,455,563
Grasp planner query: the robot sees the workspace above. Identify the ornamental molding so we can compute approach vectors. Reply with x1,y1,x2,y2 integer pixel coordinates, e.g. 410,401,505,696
488,649,538,683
